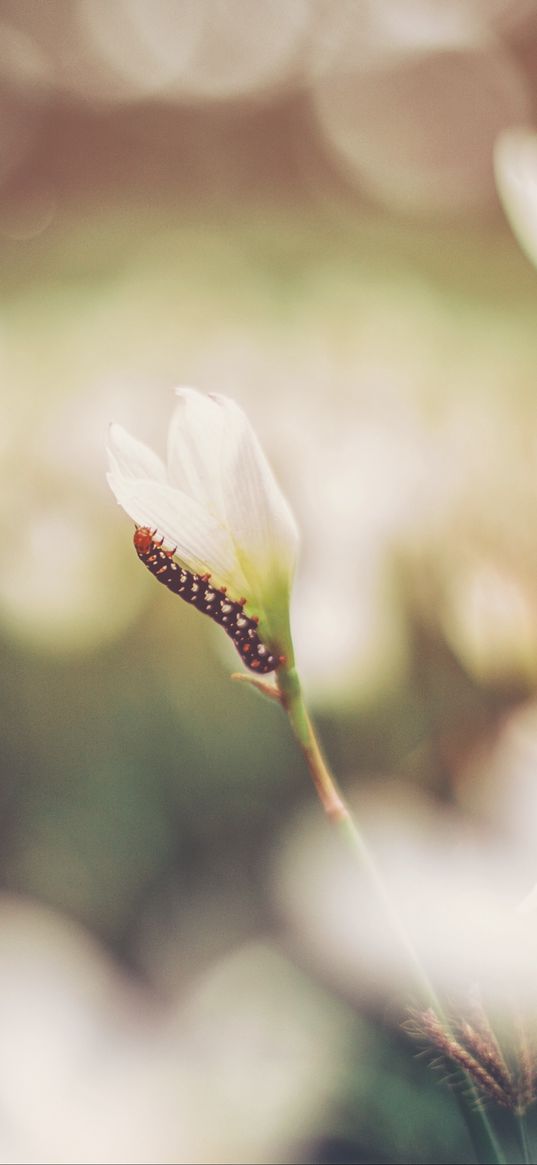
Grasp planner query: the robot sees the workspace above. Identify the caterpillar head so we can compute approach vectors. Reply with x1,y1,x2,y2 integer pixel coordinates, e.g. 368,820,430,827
133,526,156,555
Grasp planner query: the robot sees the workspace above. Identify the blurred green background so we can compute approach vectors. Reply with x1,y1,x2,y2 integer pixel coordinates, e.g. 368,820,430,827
3,2,537,1162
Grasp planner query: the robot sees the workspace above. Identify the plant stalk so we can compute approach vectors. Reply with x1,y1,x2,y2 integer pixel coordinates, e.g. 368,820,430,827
277,663,506,1165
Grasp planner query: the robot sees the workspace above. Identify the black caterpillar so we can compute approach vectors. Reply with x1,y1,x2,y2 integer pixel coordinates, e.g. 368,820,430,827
133,527,281,674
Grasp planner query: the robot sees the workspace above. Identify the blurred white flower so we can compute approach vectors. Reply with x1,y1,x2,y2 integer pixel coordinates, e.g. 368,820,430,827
0,897,351,1165
107,387,299,661
273,729,537,1019
494,126,537,268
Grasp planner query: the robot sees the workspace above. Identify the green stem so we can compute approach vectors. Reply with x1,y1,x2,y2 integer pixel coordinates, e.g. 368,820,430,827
516,1114,532,1165
277,664,506,1165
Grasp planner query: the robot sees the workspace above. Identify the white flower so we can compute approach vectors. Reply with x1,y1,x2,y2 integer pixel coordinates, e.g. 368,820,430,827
494,127,537,270
107,388,299,662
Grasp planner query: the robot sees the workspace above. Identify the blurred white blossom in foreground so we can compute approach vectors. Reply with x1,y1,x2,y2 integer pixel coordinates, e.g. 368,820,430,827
273,700,537,1018
0,897,351,1165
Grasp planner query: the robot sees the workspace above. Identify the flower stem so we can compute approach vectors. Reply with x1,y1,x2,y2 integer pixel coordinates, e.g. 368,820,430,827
277,664,505,1165
516,1113,532,1165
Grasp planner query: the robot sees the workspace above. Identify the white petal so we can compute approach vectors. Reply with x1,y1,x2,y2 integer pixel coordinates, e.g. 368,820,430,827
494,128,537,269
107,423,167,482
213,395,299,590
167,388,228,521
106,470,247,590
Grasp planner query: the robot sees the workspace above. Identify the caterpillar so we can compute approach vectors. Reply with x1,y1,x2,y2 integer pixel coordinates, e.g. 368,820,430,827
133,527,281,674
